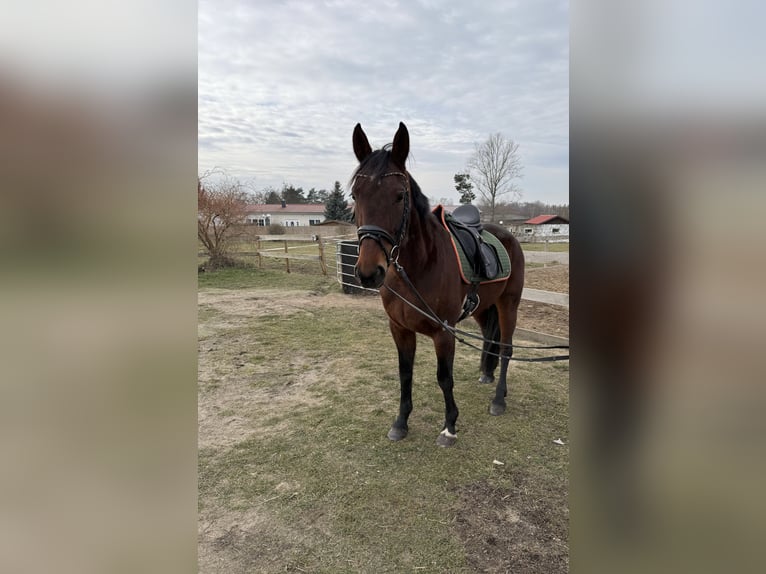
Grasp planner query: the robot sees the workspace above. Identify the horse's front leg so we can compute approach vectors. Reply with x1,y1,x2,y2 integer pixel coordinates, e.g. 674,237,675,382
387,323,416,441
434,332,459,447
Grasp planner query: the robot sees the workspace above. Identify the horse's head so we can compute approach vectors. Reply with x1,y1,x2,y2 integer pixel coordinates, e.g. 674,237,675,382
351,122,411,288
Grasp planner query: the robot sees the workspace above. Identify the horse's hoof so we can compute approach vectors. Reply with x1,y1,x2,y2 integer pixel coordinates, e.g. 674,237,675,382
387,427,408,441
436,429,457,447
479,374,495,384
489,402,506,416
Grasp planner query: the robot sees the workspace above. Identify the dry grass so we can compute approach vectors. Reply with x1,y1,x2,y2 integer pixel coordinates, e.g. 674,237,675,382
198,267,568,573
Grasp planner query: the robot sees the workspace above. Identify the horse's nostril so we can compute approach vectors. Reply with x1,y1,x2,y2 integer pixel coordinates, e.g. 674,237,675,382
356,265,386,288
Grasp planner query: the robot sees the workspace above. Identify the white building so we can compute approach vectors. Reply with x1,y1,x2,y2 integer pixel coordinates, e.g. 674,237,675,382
244,203,328,227
514,215,569,242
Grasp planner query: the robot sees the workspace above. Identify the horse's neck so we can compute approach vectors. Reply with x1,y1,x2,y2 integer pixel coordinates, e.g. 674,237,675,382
399,212,442,268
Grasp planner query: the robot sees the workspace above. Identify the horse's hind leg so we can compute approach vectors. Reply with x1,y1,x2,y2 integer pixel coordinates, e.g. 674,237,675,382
387,323,416,441
490,294,521,416
491,355,511,416
475,306,500,384
433,331,459,447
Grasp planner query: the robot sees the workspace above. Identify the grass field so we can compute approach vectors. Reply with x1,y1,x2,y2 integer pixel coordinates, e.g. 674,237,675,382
519,242,569,252
198,266,569,573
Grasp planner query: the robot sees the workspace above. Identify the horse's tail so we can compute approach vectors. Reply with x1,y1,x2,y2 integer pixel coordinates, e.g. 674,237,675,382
485,303,500,342
480,303,502,376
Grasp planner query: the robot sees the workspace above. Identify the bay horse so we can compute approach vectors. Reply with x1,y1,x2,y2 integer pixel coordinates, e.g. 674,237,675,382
351,122,525,447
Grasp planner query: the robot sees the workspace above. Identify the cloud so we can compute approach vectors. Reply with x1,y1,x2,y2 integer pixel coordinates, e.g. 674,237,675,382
199,0,568,203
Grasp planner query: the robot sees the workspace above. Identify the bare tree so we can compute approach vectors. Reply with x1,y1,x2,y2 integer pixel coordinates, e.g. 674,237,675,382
467,133,523,222
198,175,249,269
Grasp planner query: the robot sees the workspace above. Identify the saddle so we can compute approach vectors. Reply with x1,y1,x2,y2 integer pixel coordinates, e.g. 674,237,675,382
446,204,501,281
432,204,511,321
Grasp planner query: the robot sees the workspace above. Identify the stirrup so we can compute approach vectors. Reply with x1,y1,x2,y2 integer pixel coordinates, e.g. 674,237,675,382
457,290,480,322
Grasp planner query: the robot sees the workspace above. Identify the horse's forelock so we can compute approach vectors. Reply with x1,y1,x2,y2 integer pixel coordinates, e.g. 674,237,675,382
350,145,430,221
350,146,392,184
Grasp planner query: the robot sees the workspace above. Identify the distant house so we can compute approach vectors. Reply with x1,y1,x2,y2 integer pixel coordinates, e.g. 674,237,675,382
244,202,329,227
513,214,569,242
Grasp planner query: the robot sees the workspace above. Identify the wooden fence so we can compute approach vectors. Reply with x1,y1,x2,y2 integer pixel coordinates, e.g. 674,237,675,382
200,233,358,275
250,234,327,275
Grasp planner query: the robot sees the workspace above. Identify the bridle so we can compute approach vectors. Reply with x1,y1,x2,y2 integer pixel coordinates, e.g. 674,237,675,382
354,171,411,266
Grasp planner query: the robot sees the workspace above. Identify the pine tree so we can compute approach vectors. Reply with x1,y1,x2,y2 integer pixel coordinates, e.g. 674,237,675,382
263,187,281,204
454,172,476,204
306,187,320,203
324,181,353,222
281,183,306,204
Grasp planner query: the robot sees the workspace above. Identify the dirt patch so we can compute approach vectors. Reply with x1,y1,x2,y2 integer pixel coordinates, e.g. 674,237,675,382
454,474,569,573
198,286,390,451
517,265,569,338
199,506,318,574
198,288,347,322
517,301,569,338
197,351,326,451
198,289,371,451
525,264,569,294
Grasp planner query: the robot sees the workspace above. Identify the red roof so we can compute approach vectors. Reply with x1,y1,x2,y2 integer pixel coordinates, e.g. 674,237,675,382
245,203,328,214
524,214,568,225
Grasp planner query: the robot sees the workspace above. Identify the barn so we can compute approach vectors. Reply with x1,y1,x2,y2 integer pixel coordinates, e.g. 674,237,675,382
514,214,569,242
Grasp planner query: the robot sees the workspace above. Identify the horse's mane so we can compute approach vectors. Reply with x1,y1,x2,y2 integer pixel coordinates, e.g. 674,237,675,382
350,145,431,221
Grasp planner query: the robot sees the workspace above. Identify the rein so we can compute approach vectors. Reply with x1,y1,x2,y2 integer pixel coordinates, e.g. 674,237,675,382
384,264,570,363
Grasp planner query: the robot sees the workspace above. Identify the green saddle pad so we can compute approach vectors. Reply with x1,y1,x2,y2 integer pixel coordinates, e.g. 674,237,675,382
434,206,512,285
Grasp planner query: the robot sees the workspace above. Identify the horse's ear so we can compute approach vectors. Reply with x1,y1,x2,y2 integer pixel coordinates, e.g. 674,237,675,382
391,122,409,169
353,123,372,163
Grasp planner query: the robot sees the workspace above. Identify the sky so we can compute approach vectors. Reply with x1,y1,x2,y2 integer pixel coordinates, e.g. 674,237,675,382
198,0,569,205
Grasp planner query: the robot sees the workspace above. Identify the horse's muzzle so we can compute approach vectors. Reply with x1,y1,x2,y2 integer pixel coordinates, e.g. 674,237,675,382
356,264,386,288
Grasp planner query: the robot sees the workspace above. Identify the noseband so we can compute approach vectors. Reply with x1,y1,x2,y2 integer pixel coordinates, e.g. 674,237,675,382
355,171,411,266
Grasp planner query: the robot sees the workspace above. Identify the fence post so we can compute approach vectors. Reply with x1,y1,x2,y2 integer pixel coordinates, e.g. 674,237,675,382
257,238,262,269
284,240,290,273
317,236,327,276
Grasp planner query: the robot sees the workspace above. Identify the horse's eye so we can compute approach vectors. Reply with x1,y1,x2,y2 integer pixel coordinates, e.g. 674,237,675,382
396,192,404,203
